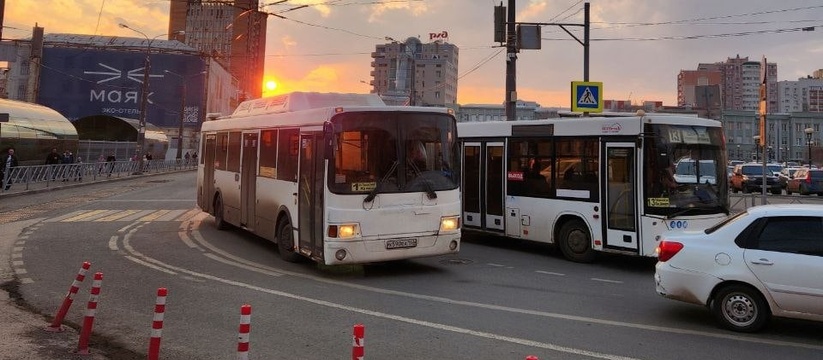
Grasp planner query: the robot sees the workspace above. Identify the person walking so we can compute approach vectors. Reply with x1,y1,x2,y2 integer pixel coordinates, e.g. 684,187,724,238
61,150,74,182
1,147,19,191
45,148,61,181
97,153,106,174
106,153,116,177
184,151,191,166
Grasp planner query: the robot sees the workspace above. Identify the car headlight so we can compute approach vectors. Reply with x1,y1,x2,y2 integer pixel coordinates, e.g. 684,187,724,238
327,224,359,239
439,216,460,232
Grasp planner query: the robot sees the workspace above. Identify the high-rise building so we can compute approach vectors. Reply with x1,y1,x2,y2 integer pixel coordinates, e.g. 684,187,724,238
718,55,777,113
676,64,722,107
370,37,458,108
169,0,266,101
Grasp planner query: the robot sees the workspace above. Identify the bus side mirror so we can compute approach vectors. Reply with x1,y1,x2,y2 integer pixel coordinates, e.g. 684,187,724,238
323,121,334,159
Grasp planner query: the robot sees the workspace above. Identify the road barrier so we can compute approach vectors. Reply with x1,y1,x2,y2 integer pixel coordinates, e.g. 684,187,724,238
237,304,252,360
352,323,365,360
0,160,196,195
76,272,103,355
526,356,539,360
45,261,91,332
148,288,168,360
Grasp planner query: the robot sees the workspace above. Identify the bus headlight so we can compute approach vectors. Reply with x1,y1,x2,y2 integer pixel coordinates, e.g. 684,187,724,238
328,224,359,238
439,216,460,233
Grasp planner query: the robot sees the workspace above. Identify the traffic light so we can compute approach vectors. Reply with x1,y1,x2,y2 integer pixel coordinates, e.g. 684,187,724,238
494,4,506,43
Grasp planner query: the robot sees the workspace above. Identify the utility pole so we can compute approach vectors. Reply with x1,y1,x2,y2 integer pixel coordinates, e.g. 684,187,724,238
505,0,517,121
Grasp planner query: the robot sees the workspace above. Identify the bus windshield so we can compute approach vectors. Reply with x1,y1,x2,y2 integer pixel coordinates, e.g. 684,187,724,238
328,111,459,195
644,123,729,216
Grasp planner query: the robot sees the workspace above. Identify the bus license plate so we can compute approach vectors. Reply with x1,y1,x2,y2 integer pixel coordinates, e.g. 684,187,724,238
386,239,417,249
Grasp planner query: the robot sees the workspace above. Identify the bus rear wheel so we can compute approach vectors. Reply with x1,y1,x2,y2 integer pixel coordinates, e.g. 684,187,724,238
558,220,596,263
213,195,229,230
277,220,302,263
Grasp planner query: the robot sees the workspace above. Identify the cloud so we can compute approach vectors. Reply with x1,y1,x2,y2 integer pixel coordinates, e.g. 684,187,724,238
368,1,429,23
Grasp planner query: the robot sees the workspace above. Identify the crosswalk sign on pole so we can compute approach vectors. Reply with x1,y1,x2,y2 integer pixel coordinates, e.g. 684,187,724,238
571,81,603,113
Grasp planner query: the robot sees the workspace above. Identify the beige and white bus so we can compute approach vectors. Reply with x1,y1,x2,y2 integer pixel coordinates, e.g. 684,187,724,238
197,92,461,265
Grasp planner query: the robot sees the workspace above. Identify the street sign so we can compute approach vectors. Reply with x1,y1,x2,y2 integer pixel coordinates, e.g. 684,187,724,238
571,81,603,112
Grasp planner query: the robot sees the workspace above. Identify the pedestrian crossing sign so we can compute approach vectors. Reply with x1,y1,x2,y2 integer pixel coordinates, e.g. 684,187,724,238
571,81,603,113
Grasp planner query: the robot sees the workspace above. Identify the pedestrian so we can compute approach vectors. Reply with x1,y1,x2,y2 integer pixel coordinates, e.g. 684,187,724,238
1,147,19,191
145,152,153,172
191,151,198,164
75,156,84,182
97,153,106,174
184,151,191,166
106,153,116,177
61,150,74,182
45,148,61,180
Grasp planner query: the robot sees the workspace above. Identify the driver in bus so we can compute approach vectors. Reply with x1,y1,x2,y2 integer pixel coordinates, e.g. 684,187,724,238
408,141,427,172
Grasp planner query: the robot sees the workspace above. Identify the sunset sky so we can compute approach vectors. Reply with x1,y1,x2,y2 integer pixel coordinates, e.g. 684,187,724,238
4,0,823,107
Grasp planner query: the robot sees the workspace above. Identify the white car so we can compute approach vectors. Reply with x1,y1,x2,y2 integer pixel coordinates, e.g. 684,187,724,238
654,204,823,332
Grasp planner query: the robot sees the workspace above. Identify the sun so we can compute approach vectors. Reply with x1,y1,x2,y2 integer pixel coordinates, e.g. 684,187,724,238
265,80,277,92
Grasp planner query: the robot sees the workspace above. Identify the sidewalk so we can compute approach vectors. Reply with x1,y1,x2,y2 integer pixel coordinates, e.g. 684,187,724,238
0,171,191,359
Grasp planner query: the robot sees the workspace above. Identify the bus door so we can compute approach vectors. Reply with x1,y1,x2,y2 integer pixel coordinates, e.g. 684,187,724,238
602,143,639,252
201,134,216,211
298,132,325,259
240,132,258,229
486,142,505,231
462,142,481,227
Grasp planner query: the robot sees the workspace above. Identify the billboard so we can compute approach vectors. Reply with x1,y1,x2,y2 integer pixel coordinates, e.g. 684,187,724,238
38,47,207,128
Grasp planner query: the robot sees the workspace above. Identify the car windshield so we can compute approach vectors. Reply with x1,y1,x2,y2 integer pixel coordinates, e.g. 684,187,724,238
741,166,770,176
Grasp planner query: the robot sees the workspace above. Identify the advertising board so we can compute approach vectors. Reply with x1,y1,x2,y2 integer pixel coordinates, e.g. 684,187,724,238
38,47,206,128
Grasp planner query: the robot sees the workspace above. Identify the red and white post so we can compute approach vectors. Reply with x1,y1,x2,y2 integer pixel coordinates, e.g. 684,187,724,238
237,304,251,360
45,261,91,332
525,356,539,360
147,288,168,360
352,323,364,360
76,272,103,355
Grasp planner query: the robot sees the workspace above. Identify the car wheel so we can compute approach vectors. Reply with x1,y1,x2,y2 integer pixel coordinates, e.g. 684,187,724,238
711,284,770,333
213,195,229,230
277,219,303,263
787,189,792,195
732,186,739,194
770,189,781,195
558,220,596,263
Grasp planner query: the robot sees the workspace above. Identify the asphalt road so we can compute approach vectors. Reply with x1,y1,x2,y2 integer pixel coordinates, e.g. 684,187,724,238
3,173,822,359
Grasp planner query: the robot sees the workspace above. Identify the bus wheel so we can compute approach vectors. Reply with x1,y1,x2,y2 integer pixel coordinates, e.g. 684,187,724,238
277,220,302,263
558,220,596,263
213,195,229,230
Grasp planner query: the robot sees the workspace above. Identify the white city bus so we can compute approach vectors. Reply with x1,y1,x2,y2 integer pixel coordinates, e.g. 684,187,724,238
197,92,461,265
458,113,729,262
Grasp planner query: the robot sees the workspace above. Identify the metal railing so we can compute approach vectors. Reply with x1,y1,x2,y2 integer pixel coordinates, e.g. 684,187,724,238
1,159,197,194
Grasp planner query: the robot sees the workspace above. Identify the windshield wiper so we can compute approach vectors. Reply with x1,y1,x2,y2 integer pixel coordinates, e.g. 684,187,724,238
363,161,398,204
408,159,437,200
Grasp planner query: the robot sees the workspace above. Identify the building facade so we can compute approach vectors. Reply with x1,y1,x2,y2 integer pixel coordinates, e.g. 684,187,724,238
722,110,823,164
169,0,267,100
777,77,823,113
370,37,458,108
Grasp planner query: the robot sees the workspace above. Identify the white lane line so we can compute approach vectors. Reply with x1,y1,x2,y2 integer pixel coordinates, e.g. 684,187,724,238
189,227,282,274
535,270,565,276
203,253,283,277
122,231,177,276
487,263,506,267
124,255,177,276
180,224,823,352
120,245,639,360
591,278,623,284
108,236,119,251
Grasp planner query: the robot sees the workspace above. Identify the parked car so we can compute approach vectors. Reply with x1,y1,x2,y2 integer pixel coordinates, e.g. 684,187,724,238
729,163,781,194
673,158,717,185
778,167,802,189
785,168,823,195
655,204,823,332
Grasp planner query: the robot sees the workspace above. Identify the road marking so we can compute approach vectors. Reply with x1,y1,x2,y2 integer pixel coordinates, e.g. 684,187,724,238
591,278,623,284
139,210,171,222
536,270,565,276
97,210,141,222
108,236,119,251
60,210,110,222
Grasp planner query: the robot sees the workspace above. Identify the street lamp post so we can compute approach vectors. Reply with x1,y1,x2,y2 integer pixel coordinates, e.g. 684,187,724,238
118,24,184,174
805,127,814,167
736,145,740,160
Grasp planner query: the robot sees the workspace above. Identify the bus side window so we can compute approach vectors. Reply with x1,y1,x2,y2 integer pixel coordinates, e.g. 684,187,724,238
277,128,299,182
